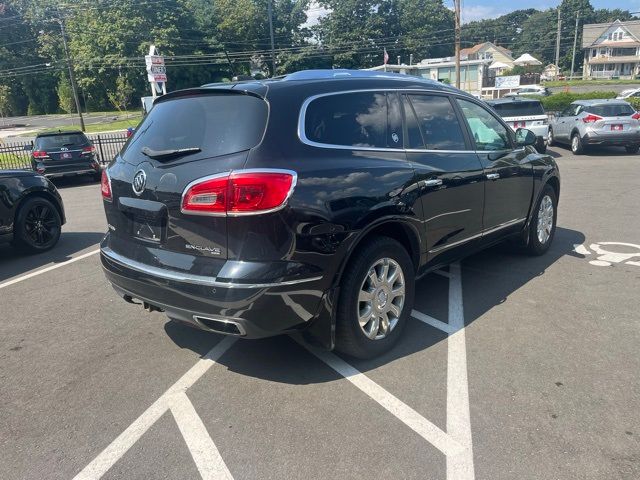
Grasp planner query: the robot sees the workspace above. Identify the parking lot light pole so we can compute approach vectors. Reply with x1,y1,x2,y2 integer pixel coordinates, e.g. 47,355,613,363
57,17,85,132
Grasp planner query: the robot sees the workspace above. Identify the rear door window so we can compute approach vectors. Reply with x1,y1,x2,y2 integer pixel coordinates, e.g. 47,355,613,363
406,94,467,150
585,103,635,117
304,92,402,148
36,133,89,149
490,101,545,117
121,93,268,162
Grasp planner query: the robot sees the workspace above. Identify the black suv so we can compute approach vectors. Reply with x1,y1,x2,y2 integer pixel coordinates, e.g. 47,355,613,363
100,70,560,358
29,131,101,180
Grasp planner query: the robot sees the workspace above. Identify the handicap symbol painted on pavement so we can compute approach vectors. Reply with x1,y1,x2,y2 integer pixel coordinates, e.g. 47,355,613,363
573,242,640,267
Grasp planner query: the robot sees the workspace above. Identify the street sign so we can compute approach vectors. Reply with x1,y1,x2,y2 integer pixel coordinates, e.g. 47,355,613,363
145,46,167,96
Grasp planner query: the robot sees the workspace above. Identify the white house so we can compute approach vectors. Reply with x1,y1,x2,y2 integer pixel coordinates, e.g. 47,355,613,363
582,19,640,79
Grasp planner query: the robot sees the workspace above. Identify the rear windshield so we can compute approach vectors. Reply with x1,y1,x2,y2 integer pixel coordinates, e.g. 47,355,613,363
36,133,89,149
584,103,635,117
490,101,545,117
121,94,268,162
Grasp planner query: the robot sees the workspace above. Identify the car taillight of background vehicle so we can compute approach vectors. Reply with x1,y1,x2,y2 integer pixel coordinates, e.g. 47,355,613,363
32,150,48,158
82,145,96,155
632,112,640,120
181,170,296,216
101,170,112,201
582,114,603,123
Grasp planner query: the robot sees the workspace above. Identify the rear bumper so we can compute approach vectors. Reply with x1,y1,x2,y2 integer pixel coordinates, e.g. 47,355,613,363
33,160,101,177
582,132,640,146
100,241,327,338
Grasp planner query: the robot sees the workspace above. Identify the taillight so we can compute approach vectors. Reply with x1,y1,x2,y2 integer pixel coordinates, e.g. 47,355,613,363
33,150,48,158
101,170,112,201
583,114,603,123
181,170,296,216
82,145,96,154
632,112,640,120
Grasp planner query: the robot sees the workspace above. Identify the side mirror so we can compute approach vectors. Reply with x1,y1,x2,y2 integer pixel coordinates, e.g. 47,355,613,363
515,128,537,147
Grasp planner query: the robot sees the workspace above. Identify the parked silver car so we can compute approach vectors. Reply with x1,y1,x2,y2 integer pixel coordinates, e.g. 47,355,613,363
487,98,548,153
548,99,640,154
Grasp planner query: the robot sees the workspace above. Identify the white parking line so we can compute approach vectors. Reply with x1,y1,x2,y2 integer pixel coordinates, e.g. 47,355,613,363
300,340,464,457
0,248,100,290
171,392,233,480
445,263,475,480
73,337,237,480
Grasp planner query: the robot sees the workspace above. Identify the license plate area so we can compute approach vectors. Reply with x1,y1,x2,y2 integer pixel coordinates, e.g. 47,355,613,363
132,216,164,243
61,152,72,159
611,124,623,131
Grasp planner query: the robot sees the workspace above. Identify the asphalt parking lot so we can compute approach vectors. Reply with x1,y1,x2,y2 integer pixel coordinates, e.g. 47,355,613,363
1,146,639,480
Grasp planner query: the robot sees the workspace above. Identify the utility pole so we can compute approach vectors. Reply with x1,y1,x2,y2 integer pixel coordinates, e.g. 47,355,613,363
554,9,562,80
57,17,85,131
570,12,580,79
267,0,276,76
454,0,461,89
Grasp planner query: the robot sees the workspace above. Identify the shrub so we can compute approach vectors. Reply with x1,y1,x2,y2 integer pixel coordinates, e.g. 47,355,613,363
538,91,618,112
626,97,640,110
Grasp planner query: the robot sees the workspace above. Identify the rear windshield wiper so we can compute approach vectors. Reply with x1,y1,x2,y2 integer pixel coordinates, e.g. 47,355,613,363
141,146,201,160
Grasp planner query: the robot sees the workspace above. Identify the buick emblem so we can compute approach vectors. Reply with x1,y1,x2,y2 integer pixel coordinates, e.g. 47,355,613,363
132,169,147,196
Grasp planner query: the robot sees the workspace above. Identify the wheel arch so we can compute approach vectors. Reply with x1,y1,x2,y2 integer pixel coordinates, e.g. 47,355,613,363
14,189,64,227
334,218,421,287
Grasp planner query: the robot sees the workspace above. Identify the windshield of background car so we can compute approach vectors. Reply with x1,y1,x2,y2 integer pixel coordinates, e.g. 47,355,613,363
120,93,268,162
584,103,635,117
491,101,545,117
36,133,89,149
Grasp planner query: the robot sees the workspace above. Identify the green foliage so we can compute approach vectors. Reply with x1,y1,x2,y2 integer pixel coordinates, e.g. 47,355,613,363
107,76,134,112
0,85,10,117
626,97,640,110
57,77,75,114
537,91,618,111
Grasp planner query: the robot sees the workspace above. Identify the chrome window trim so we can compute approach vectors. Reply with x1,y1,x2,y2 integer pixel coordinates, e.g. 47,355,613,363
180,168,298,217
297,88,477,154
101,246,322,289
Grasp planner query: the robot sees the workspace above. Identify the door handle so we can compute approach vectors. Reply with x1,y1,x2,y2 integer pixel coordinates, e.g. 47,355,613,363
486,173,500,180
423,179,443,187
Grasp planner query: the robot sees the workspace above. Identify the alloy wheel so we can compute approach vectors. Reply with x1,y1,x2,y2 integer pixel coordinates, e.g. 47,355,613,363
357,258,405,340
24,204,58,246
537,195,554,244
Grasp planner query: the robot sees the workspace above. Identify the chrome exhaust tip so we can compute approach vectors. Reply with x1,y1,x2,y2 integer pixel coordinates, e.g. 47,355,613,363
193,315,246,336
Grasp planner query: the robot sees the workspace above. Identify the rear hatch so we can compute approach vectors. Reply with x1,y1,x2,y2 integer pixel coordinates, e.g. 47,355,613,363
583,103,639,136
35,132,95,170
490,101,548,131
104,90,269,262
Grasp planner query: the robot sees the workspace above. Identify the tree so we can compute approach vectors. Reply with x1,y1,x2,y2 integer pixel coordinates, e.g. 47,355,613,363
0,85,10,124
57,76,75,114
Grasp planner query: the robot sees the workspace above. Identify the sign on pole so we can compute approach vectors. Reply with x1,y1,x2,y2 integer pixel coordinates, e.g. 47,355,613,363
145,46,167,97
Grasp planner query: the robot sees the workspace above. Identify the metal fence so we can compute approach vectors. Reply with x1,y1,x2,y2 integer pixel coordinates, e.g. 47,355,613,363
0,132,128,171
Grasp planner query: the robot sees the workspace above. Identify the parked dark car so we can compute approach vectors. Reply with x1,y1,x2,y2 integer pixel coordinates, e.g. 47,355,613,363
100,70,560,358
28,131,102,180
0,170,65,252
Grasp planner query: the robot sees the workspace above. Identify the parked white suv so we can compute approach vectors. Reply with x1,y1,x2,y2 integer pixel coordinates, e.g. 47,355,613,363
504,85,550,98
487,98,549,153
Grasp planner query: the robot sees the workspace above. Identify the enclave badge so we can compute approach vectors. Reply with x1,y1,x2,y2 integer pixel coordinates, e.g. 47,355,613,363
132,169,147,196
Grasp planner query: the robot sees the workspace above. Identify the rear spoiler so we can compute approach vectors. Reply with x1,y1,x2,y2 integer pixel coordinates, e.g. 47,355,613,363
154,84,267,105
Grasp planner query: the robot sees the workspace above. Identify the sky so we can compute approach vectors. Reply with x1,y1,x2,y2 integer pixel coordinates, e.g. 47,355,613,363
304,1,640,26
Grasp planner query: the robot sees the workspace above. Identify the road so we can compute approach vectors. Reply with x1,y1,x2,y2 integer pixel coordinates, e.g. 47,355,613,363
1,147,639,480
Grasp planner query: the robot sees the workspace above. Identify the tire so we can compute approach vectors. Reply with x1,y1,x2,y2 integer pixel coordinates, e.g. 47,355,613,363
571,132,585,155
625,145,639,154
525,184,557,256
11,196,62,253
335,236,415,359
547,127,556,147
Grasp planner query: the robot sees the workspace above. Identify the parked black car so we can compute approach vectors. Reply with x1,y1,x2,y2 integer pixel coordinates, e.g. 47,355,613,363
100,70,560,358
28,131,101,180
0,170,65,252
